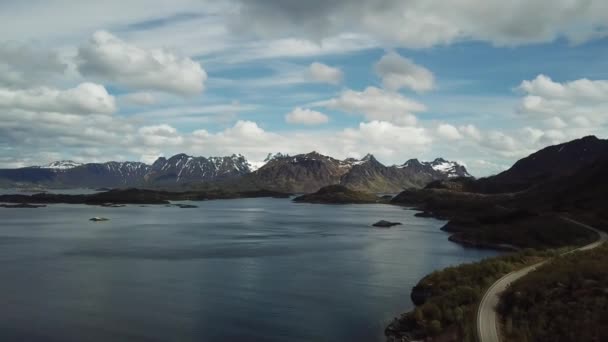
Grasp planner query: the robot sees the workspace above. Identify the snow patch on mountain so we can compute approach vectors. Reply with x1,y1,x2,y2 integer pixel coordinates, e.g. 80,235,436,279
40,160,83,170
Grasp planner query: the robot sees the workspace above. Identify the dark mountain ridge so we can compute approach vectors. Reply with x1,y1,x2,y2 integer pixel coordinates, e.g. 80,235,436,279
231,152,471,193
0,152,471,193
463,135,608,193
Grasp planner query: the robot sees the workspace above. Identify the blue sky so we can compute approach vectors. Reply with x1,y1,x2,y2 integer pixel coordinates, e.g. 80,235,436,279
0,0,607,176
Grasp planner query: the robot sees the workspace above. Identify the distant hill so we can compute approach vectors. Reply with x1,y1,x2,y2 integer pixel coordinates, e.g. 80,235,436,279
0,154,252,189
428,136,608,194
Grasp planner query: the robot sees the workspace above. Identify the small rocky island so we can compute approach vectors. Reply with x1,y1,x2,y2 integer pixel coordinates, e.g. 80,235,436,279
89,217,110,222
293,185,385,204
372,220,402,228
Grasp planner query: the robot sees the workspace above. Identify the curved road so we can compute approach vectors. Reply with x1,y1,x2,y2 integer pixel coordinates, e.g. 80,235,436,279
476,217,608,342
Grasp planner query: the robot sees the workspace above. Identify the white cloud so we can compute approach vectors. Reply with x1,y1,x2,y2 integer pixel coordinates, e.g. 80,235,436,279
484,131,521,157
77,30,206,96
0,83,116,114
285,107,329,125
0,41,67,87
121,92,156,106
545,116,567,129
231,0,608,48
138,124,184,146
437,123,463,140
309,62,343,85
341,120,432,151
517,74,608,129
320,86,425,125
519,74,608,102
187,120,432,165
458,124,482,141
374,51,434,92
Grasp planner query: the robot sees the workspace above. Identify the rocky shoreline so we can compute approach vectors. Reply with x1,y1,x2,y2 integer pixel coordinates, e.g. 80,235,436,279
0,188,291,206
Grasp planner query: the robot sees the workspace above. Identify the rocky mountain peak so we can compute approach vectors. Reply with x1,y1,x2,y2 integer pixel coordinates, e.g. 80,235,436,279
361,153,376,162
264,152,287,162
40,160,83,170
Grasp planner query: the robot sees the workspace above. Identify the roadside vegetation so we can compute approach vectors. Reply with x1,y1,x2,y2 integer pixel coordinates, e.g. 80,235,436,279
499,243,608,342
386,248,561,342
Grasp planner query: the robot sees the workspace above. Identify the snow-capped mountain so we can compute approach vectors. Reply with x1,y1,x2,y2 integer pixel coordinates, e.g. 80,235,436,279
39,160,83,170
0,152,471,192
244,152,472,193
145,153,251,185
57,161,151,187
423,158,471,178
398,158,471,178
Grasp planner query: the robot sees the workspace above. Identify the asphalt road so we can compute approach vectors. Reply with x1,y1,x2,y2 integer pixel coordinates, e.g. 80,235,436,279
476,217,608,342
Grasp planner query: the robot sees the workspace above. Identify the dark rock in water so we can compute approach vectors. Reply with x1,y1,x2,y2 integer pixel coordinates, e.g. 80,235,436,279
414,211,435,218
89,217,109,222
414,210,447,220
175,204,198,208
0,203,46,208
380,195,394,200
95,187,112,191
372,220,402,228
100,203,126,207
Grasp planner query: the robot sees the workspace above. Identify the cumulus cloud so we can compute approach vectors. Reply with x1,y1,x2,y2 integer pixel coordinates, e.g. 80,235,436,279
232,0,608,48
374,51,434,92
138,124,184,146
437,123,463,140
341,120,432,152
320,86,425,125
77,30,206,96
186,120,432,164
0,83,116,114
285,107,329,125
519,74,608,102
517,74,608,129
0,41,67,87
309,62,343,84
121,92,156,106
458,124,482,141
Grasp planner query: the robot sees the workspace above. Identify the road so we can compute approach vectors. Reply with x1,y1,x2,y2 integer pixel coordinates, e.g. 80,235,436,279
476,217,608,342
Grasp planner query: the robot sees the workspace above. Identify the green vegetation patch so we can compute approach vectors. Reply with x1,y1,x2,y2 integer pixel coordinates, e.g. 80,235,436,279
385,249,559,342
499,243,608,342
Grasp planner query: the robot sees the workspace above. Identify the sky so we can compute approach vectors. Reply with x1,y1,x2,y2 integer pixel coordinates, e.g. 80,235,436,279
1,0,607,176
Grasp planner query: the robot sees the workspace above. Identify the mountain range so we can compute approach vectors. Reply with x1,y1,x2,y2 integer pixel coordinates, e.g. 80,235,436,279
0,152,470,193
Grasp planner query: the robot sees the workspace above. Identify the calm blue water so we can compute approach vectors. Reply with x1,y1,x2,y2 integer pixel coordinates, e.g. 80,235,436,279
0,198,498,341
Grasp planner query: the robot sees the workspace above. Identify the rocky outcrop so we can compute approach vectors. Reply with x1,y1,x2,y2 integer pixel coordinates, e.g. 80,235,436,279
293,185,382,204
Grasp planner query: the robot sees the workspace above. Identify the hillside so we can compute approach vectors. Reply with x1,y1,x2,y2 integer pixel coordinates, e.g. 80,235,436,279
292,185,383,204
499,243,608,342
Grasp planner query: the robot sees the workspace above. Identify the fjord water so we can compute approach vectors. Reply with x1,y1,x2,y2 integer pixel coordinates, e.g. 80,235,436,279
0,198,498,341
